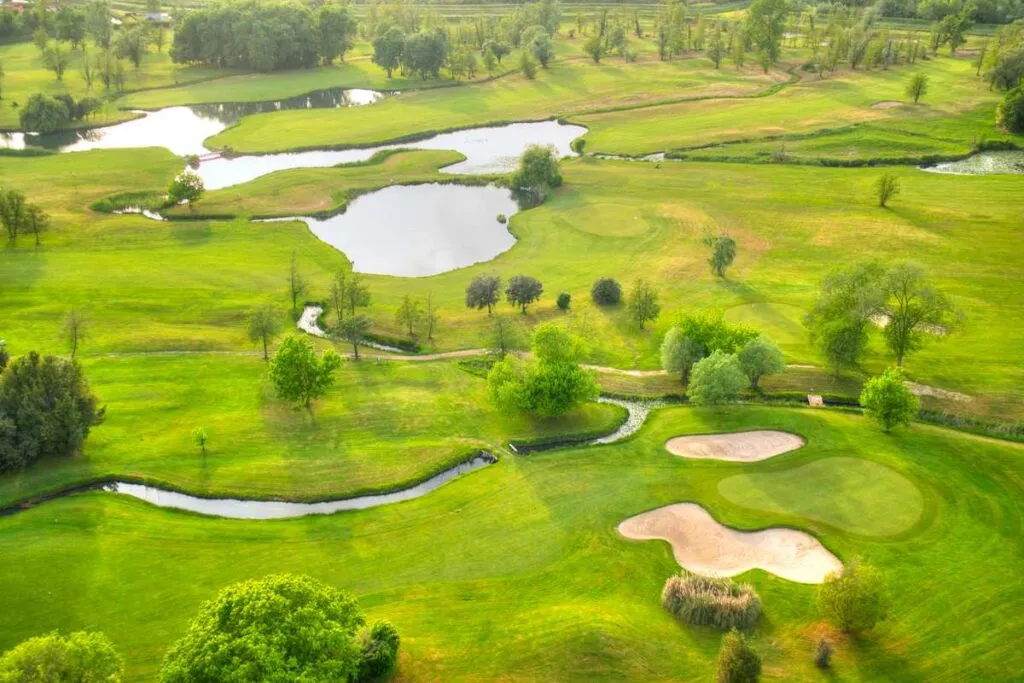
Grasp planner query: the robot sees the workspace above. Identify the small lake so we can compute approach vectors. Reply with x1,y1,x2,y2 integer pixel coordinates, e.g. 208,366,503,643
922,150,1024,175
0,88,385,157
275,183,519,276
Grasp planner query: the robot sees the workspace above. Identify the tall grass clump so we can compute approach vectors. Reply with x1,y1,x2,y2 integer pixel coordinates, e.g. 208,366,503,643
661,571,762,629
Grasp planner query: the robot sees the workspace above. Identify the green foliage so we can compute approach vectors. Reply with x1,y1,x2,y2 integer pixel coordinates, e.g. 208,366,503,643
267,335,342,410
0,631,122,683
737,336,785,389
357,620,400,681
881,261,959,365
19,93,70,133
584,34,606,63
317,4,357,65
505,274,544,313
394,294,423,336
402,28,449,80
660,327,705,383
0,188,26,241
716,629,761,683
704,234,737,277
509,144,561,197
662,572,762,630
818,562,889,634
860,366,920,432
590,277,622,305
167,170,204,206
746,0,788,72
0,352,103,473
875,172,900,207
805,261,887,374
626,279,661,329
530,33,554,68
248,306,281,361
336,314,372,360
191,427,208,455
372,26,406,78
688,350,747,405
906,73,930,103
814,638,833,669
996,85,1024,133
556,292,571,310
465,274,502,315
160,574,366,683
487,323,597,418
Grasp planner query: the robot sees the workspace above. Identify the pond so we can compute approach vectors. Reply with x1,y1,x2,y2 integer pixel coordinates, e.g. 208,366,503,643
922,150,1024,175
0,88,386,157
273,183,520,276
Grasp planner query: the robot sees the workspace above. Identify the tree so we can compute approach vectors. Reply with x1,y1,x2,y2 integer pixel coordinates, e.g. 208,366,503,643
482,47,498,73
337,314,371,360
80,48,95,90
530,33,554,67
63,308,86,359
689,351,747,405
160,574,395,683
465,274,501,315
115,25,148,69
0,352,103,472
191,426,208,455
317,3,357,64
906,72,929,103
510,145,562,199
488,314,520,358
556,292,571,311
24,204,48,247
0,341,8,373
424,291,440,340
717,629,761,683
661,327,705,383
331,270,348,322
505,275,543,313
267,335,342,411
880,262,958,365
343,272,370,316
358,620,401,681
705,234,737,277
584,34,606,62
288,252,307,319
860,366,919,432
996,85,1024,133
738,336,785,389
87,0,114,49
591,277,622,305
707,26,726,68
746,0,788,72
394,294,423,336
805,261,886,375
0,189,26,240
818,562,889,634
19,93,71,133
43,42,71,81
627,279,660,329
167,170,204,207
875,173,900,208
520,51,538,79
248,306,281,361
489,41,510,63
0,631,122,682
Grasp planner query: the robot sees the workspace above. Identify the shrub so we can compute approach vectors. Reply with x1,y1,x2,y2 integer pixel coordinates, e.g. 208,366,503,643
996,85,1024,133
717,629,761,683
591,277,622,305
662,572,762,630
509,145,561,198
859,366,919,432
496,213,507,224
556,292,571,310
358,620,401,681
818,562,888,635
814,638,833,669
874,173,900,207
737,336,785,389
167,170,204,206
688,350,747,405
19,93,70,133
0,631,123,682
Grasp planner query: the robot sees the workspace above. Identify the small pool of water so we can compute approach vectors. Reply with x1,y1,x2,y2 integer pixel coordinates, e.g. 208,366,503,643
922,150,1024,175
274,183,519,276
0,88,385,157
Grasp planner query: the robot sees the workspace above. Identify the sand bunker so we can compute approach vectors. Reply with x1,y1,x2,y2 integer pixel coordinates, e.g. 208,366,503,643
618,503,842,584
871,100,903,110
665,431,804,462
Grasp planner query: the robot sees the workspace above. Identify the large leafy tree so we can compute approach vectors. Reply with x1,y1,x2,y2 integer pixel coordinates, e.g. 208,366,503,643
818,562,889,634
627,279,661,329
509,144,562,199
880,262,958,365
746,0,789,72
688,350,747,405
0,631,123,682
160,574,379,683
267,335,342,411
19,93,70,133
317,3,357,64
372,25,406,78
465,274,502,315
0,352,103,472
805,261,886,375
505,274,543,313
859,366,919,432
737,336,785,389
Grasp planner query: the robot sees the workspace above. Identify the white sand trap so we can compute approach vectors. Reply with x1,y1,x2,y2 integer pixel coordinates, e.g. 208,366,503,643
618,503,842,584
871,100,903,110
665,430,804,462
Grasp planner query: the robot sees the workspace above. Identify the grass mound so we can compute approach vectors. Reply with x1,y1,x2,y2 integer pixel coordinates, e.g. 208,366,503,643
661,571,761,630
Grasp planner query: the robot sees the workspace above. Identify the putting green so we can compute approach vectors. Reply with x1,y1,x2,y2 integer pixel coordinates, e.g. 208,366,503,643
717,457,924,537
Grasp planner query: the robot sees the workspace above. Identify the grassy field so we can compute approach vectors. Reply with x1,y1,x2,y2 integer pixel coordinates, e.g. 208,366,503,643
0,406,1020,680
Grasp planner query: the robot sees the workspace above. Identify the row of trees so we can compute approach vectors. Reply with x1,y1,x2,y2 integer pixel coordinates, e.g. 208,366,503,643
0,574,401,682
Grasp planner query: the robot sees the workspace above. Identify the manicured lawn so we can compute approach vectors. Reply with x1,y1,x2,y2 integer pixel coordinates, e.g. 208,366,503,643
0,407,1020,681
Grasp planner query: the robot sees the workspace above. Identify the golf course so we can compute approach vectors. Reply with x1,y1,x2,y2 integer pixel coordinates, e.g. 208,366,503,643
0,0,1022,680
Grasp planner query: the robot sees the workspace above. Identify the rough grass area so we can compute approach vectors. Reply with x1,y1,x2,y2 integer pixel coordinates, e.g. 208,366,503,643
662,571,762,629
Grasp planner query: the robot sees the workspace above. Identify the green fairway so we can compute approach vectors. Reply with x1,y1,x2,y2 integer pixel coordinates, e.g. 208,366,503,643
0,407,1020,681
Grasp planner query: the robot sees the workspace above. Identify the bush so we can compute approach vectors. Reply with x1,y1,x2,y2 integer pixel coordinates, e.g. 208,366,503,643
590,277,622,305
818,562,888,635
737,336,785,390
19,93,70,133
0,631,123,682
358,620,401,681
996,85,1024,133
0,352,103,473
167,170,204,206
662,572,762,630
814,638,833,669
509,145,561,198
859,366,919,432
556,292,571,310
688,351,747,405
717,629,761,683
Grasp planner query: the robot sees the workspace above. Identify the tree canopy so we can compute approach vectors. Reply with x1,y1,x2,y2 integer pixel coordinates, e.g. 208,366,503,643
267,335,342,411
0,631,123,683
509,145,563,198
688,350,747,405
859,366,920,432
